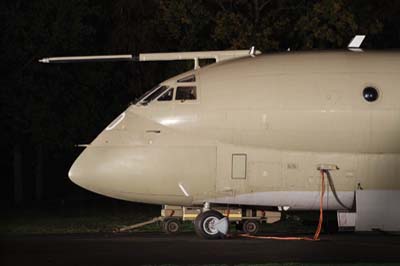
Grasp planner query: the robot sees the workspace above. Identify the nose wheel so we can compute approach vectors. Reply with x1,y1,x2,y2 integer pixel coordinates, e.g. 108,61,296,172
194,210,229,239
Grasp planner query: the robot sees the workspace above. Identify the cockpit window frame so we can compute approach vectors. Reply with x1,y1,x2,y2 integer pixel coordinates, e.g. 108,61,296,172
175,86,197,101
156,87,174,102
135,85,159,105
137,85,168,105
174,71,200,104
136,72,200,106
177,74,196,83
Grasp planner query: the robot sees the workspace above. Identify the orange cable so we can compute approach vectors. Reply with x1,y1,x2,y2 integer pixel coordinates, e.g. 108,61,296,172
239,170,326,241
313,170,325,240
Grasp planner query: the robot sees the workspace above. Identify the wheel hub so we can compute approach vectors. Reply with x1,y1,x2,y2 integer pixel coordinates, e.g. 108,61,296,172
203,216,219,235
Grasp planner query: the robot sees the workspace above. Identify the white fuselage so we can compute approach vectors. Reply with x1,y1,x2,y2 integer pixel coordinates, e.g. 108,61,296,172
69,51,400,211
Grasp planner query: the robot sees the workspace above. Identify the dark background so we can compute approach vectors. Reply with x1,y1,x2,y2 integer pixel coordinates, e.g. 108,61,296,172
1,0,400,206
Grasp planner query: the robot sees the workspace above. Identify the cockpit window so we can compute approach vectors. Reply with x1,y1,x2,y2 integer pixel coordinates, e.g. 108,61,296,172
176,86,197,101
135,86,158,104
139,86,168,105
177,74,196,83
157,88,173,101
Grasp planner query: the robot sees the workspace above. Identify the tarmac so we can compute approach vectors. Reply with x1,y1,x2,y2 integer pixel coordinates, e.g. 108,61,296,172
1,232,400,265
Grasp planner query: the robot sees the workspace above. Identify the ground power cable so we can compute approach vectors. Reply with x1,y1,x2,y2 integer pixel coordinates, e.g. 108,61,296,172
325,170,352,210
238,170,327,241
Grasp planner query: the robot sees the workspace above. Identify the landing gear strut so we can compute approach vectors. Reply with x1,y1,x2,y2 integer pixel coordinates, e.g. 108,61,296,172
194,210,229,239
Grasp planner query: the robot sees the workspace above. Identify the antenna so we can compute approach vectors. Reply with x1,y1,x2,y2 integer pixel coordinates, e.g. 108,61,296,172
348,35,366,52
39,49,262,68
249,46,256,57
38,54,136,63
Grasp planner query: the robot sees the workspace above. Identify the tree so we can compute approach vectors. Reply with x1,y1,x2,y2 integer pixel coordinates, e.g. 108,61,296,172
293,0,358,49
1,0,102,202
157,0,216,51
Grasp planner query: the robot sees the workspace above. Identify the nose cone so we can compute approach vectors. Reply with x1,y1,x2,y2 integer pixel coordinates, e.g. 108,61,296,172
67,145,160,204
67,145,150,199
68,149,93,190
68,145,118,194
68,163,78,185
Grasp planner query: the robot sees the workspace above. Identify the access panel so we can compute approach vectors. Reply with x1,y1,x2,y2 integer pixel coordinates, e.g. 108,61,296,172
232,154,247,179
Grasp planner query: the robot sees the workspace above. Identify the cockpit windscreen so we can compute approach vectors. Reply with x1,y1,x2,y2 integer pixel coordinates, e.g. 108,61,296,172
136,86,168,105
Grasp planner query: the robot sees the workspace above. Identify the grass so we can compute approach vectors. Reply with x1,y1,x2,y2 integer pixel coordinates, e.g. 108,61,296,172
0,200,330,235
0,199,160,235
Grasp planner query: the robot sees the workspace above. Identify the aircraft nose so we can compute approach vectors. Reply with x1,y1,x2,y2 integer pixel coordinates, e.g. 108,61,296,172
67,145,149,197
67,146,106,192
68,149,91,189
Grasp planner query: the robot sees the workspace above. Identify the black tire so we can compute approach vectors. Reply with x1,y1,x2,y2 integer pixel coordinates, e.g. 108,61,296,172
162,218,180,234
194,210,226,239
243,220,260,235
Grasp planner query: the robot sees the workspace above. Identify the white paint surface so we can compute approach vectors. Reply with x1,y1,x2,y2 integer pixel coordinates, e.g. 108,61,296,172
208,191,354,210
348,35,366,48
337,211,356,227
356,190,400,231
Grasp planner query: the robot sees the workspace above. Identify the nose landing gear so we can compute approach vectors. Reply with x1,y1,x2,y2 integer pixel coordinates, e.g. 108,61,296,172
159,204,281,239
194,210,229,239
